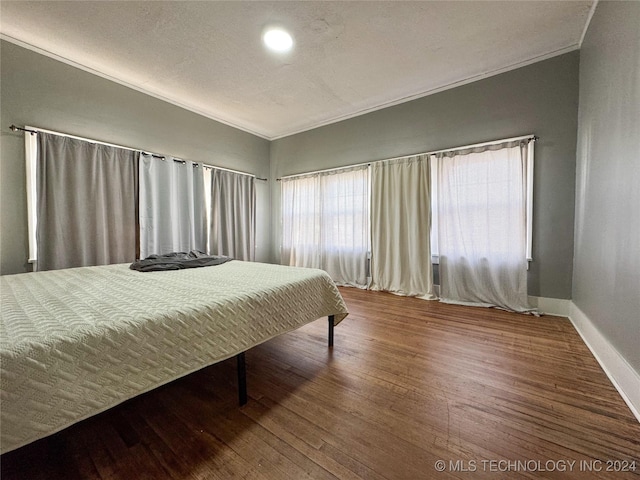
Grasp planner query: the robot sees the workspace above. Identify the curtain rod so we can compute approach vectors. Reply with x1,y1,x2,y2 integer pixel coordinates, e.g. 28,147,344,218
277,134,538,181
9,125,268,181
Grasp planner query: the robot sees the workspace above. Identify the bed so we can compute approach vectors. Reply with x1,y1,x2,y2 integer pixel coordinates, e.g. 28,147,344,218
0,261,348,454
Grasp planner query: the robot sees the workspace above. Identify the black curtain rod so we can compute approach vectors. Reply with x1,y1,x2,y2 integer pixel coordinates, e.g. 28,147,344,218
140,152,192,167
10,125,268,181
141,151,167,160
10,125,37,135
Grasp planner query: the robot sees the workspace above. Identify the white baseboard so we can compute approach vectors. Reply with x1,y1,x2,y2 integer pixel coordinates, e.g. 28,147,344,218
569,302,640,423
434,290,638,422
528,296,570,317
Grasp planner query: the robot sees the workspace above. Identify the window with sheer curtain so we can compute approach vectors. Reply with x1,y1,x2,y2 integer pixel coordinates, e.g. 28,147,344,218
138,153,207,259
281,165,370,288
434,139,535,312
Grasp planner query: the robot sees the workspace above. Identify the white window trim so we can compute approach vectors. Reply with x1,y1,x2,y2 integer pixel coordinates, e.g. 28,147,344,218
525,140,535,262
25,127,38,266
430,155,439,264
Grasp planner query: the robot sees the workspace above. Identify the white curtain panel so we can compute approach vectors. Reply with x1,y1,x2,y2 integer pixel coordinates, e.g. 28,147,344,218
370,155,435,299
281,165,370,288
139,154,206,259
209,169,256,261
436,141,534,313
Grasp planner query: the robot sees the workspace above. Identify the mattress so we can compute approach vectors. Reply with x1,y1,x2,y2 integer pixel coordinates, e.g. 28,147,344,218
0,261,348,453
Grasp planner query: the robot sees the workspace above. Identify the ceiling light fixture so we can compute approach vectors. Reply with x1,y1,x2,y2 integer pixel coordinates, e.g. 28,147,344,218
263,28,293,53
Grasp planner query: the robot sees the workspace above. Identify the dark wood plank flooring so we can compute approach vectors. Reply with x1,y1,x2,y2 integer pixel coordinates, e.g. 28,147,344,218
2,287,639,479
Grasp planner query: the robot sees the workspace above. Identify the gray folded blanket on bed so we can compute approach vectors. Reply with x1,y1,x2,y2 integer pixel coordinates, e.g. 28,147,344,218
130,250,232,272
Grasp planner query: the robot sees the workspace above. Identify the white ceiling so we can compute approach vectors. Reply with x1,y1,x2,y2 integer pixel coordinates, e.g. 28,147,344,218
1,1,594,140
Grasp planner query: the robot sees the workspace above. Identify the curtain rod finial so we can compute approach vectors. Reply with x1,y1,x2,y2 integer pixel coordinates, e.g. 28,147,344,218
9,125,37,135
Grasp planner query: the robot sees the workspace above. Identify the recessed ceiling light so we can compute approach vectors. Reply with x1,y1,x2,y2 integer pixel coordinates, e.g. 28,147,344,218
263,28,293,53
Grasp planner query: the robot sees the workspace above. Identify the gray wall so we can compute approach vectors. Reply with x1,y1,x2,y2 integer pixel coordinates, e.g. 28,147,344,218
573,2,640,372
0,42,583,301
0,40,271,274
271,52,580,299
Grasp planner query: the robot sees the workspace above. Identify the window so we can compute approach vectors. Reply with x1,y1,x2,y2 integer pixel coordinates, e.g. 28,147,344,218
24,126,140,267
433,138,535,312
281,165,370,288
430,137,534,263
24,127,256,269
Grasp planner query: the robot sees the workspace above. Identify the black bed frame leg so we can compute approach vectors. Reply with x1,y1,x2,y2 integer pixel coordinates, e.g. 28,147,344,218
237,352,247,406
328,315,335,348
237,317,333,406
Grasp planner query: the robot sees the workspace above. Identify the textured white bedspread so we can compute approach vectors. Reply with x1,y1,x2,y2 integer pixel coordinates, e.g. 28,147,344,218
0,261,348,453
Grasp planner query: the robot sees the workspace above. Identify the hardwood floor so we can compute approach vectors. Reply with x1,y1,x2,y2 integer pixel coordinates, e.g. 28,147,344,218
2,287,639,479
